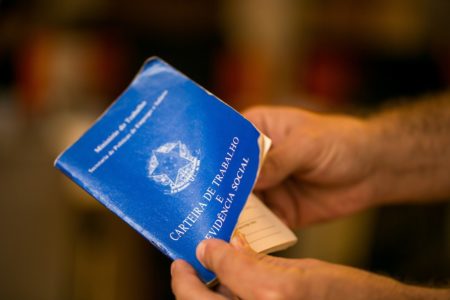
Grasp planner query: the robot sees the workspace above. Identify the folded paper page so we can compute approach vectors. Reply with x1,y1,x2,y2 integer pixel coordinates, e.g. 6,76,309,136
238,194,297,253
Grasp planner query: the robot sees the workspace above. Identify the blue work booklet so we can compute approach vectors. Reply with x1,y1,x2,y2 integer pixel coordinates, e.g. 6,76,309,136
55,57,296,284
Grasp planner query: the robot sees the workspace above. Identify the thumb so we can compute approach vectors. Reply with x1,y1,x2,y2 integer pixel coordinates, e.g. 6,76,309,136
257,137,309,189
196,239,270,299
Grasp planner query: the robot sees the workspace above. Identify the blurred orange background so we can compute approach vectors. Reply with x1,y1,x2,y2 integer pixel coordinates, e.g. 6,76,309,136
0,0,449,299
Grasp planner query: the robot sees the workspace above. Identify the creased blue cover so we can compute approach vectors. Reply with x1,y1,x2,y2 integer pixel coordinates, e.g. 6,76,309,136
54,57,262,284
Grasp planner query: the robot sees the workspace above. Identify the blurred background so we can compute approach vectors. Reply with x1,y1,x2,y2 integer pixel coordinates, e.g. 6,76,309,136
0,0,449,299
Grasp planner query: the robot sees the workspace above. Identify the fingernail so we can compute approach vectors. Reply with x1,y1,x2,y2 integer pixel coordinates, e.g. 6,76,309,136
231,231,248,249
196,240,206,262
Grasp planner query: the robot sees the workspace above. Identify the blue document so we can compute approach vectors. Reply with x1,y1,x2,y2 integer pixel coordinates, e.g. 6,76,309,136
54,57,264,284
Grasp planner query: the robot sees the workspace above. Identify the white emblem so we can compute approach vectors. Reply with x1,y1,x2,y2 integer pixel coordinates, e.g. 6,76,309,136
148,141,200,194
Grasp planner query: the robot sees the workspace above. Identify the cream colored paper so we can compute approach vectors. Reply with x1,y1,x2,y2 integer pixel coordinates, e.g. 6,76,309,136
236,133,297,253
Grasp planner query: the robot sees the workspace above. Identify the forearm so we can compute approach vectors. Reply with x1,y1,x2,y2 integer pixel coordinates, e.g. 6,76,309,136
367,92,450,205
396,283,450,300
352,272,450,300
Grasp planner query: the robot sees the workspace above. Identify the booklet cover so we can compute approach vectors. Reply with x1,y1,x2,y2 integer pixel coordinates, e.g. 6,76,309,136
55,57,270,284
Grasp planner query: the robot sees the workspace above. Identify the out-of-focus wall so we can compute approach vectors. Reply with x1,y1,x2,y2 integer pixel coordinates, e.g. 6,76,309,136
0,0,448,299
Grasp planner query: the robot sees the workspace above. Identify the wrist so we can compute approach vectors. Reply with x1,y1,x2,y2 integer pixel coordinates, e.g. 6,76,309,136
397,283,450,300
364,115,449,205
343,117,391,209
364,118,405,206
356,270,449,300
362,95,450,205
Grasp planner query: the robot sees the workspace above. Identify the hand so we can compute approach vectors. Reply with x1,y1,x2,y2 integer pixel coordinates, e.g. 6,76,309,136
244,106,378,228
171,238,449,300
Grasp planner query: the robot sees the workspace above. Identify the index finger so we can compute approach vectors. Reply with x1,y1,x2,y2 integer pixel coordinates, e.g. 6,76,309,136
171,260,226,300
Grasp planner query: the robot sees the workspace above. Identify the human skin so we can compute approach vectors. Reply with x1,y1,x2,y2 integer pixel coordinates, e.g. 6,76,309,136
171,93,450,299
245,96,450,228
172,237,450,300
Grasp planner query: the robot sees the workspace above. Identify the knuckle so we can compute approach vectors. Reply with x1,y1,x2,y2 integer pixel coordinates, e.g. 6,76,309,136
299,258,322,268
242,105,269,117
254,283,295,300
